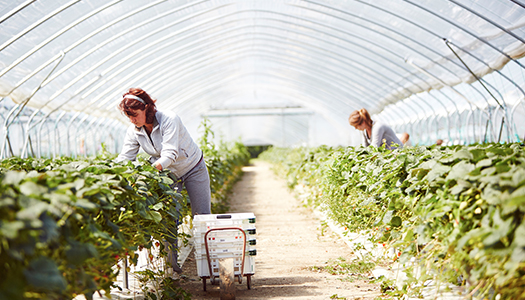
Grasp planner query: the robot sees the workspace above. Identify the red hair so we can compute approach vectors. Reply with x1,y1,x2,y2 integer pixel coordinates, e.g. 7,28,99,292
118,88,157,124
348,108,373,128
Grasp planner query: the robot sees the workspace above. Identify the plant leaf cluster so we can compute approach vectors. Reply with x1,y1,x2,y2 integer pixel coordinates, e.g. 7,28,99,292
0,155,183,300
261,143,525,299
0,124,251,300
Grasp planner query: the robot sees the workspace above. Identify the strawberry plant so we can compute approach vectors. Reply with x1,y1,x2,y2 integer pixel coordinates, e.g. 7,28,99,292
261,142,525,299
0,122,250,300
0,155,182,300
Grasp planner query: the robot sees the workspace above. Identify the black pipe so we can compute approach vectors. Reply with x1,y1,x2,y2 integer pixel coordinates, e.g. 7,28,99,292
498,117,505,143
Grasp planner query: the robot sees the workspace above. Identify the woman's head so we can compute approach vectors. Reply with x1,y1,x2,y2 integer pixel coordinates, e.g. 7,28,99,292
118,88,157,125
348,108,373,130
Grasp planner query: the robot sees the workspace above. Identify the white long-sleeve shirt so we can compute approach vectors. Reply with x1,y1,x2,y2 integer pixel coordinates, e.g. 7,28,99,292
115,110,202,179
362,121,402,149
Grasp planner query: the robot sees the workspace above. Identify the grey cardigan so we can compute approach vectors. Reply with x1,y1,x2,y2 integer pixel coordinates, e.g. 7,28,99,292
115,110,202,179
362,121,402,149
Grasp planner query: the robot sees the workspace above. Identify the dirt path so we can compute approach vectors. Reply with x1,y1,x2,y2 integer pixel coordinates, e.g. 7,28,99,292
179,160,382,299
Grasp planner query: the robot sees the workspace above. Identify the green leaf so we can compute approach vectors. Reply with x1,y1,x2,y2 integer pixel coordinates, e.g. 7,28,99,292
450,179,472,195
40,213,59,243
452,149,474,161
456,227,487,250
469,148,487,163
74,178,86,191
446,161,475,181
48,193,71,207
486,146,507,156
483,209,513,246
0,197,15,207
476,158,493,169
382,210,393,224
479,174,502,185
146,211,162,223
403,228,414,242
16,201,48,221
110,166,129,174
19,181,47,196
507,186,525,207
510,247,525,264
482,187,503,205
423,163,450,183
512,168,525,188
66,242,99,266
0,220,25,239
409,168,429,181
23,257,67,291
71,198,98,210
106,220,120,233
390,216,402,227
481,166,496,176
495,161,511,174
1,170,26,185
512,221,525,247
151,202,164,211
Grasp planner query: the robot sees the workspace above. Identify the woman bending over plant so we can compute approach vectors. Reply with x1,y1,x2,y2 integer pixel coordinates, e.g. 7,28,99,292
115,87,211,273
348,108,402,149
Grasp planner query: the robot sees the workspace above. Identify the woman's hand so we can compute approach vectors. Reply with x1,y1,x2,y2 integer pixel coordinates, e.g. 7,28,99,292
154,162,163,171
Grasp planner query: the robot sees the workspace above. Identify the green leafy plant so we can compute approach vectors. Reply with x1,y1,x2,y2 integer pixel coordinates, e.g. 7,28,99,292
0,155,182,300
261,143,525,299
0,120,250,300
135,268,191,300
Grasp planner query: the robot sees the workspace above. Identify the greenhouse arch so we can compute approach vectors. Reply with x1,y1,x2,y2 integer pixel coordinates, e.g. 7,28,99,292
1,0,525,156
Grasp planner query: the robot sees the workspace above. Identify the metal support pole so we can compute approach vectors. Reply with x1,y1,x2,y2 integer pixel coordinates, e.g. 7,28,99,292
123,258,129,289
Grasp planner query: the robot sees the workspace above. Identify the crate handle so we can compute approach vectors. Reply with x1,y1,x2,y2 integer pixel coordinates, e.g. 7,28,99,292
217,214,232,219
204,227,246,283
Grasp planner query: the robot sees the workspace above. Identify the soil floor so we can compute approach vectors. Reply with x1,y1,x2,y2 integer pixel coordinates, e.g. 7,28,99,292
178,160,383,300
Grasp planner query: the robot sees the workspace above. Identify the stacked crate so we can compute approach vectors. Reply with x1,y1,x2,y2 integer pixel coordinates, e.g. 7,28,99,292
193,213,257,278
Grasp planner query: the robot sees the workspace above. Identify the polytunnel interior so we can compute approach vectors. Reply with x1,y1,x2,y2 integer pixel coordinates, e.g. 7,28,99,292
1,0,525,158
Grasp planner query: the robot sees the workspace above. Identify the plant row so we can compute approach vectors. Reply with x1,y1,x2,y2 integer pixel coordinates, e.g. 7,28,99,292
0,122,250,300
260,143,525,299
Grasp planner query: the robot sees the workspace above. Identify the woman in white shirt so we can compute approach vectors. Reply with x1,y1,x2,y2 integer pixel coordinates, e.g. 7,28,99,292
115,87,211,273
348,108,402,149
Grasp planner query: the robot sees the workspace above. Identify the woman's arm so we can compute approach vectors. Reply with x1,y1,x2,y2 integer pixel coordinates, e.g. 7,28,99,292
114,127,140,162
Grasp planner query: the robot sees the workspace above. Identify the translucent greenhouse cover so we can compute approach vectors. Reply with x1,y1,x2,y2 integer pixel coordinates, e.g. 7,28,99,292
1,0,525,153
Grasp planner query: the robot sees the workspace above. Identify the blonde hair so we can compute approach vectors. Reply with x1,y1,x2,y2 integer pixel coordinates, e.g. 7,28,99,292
348,108,373,128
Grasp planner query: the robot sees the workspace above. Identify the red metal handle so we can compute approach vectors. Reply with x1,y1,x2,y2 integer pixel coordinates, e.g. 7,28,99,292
204,227,247,280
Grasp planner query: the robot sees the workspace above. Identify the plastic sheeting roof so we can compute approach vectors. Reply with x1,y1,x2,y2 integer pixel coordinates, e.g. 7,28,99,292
1,0,525,149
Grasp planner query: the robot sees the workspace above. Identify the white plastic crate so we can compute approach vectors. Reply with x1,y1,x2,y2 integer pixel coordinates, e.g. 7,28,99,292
193,213,256,278
193,230,256,251
193,229,256,246
194,227,254,257
194,227,256,237
194,237,256,250
193,213,256,234
200,234,256,244
194,213,256,223
195,252,256,277
194,243,256,256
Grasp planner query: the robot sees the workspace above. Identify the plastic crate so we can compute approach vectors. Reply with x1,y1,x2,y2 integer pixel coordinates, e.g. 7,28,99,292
193,213,257,278
195,252,256,277
193,229,256,251
193,213,256,234
194,242,256,256
194,213,256,223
